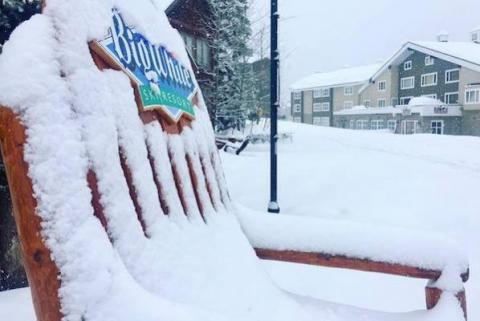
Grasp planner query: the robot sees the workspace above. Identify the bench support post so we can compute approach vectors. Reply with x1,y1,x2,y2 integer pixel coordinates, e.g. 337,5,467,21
425,283,467,320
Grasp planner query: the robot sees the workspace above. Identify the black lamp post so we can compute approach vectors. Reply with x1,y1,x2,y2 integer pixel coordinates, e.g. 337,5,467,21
268,0,280,213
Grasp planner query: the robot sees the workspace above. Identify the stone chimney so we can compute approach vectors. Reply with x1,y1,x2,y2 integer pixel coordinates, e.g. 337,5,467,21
437,30,449,42
471,27,480,44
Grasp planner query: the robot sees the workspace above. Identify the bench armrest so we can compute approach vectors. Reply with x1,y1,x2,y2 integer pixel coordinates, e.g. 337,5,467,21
235,207,469,282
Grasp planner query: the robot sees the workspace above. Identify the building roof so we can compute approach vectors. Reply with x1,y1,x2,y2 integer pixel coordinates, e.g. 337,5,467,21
365,41,480,89
412,41,480,67
291,63,382,91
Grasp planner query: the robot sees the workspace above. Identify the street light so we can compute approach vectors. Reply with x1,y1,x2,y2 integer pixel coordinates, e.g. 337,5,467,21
268,0,280,214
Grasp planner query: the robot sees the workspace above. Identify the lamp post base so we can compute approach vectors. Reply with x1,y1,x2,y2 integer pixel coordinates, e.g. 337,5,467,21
268,201,280,213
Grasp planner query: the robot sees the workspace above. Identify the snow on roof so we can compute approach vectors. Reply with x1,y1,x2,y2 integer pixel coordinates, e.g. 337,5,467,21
291,63,382,91
334,106,397,116
367,40,480,86
408,96,443,107
411,41,480,67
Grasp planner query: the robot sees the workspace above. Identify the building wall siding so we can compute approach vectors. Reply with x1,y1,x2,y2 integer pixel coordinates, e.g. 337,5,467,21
303,90,313,124
459,67,480,110
333,85,361,111
312,88,334,125
360,67,399,107
333,113,462,135
463,110,480,136
398,50,460,103
291,91,303,121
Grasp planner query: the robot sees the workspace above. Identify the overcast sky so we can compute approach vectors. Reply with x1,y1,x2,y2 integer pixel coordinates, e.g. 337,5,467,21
249,0,480,104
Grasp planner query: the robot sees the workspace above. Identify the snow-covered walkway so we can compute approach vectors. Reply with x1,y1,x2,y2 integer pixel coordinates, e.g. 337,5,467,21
222,121,480,319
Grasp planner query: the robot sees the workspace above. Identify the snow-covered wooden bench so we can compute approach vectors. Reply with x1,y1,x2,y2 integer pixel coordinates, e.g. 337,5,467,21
0,1,469,321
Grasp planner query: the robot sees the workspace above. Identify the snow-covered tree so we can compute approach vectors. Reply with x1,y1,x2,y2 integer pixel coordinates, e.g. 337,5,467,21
206,0,257,132
0,0,40,53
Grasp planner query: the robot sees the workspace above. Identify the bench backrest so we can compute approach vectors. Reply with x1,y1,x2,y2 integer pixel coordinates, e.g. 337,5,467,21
0,4,235,321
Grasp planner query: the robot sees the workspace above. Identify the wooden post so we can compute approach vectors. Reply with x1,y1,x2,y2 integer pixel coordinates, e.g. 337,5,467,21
425,283,467,320
0,108,62,321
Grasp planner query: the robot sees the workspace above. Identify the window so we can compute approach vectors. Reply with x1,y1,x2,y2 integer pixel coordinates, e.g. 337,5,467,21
293,104,301,113
378,81,386,91
425,56,435,66
349,120,355,129
181,33,195,56
423,94,437,100
401,120,419,134
387,120,397,132
344,86,354,96
314,88,330,98
421,72,438,87
391,97,398,106
344,101,353,109
401,76,415,89
196,38,211,70
400,96,413,105
431,120,444,135
370,120,384,130
364,100,371,107
313,102,330,112
356,119,368,130
293,92,302,100
293,117,302,123
465,87,480,104
445,69,460,84
404,61,412,70
313,117,330,127
377,99,386,107
444,92,459,105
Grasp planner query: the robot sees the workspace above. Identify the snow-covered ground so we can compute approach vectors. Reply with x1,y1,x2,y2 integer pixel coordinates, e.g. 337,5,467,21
1,121,479,320
222,121,480,319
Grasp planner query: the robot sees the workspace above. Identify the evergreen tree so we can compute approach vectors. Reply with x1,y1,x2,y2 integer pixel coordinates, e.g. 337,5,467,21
206,0,256,132
0,0,40,53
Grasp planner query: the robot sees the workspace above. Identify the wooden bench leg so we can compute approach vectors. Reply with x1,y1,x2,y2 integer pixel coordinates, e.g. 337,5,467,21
425,283,467,320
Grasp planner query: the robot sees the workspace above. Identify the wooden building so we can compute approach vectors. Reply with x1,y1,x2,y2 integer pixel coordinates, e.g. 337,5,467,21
166,0,215,106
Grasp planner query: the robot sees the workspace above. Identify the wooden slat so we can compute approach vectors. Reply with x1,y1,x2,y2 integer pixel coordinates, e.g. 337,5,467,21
119,148,148,235
87,170,110,233
0,108,62,321
255,248,469,282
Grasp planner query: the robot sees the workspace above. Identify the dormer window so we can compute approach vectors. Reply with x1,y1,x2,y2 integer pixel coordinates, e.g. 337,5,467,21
425,56,434,66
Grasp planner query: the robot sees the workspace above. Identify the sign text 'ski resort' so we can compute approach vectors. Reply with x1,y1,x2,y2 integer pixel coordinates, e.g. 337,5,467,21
96,9,197,122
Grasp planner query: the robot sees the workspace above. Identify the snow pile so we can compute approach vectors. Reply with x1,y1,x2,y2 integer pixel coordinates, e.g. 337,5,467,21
0,1,469,321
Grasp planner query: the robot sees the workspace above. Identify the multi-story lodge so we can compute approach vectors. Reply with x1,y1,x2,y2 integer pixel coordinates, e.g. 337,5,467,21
291,64,381,126
291,29,480,136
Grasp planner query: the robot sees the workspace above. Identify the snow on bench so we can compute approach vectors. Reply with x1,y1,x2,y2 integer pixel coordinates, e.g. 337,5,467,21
0,0,469,321
237,207,469,282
